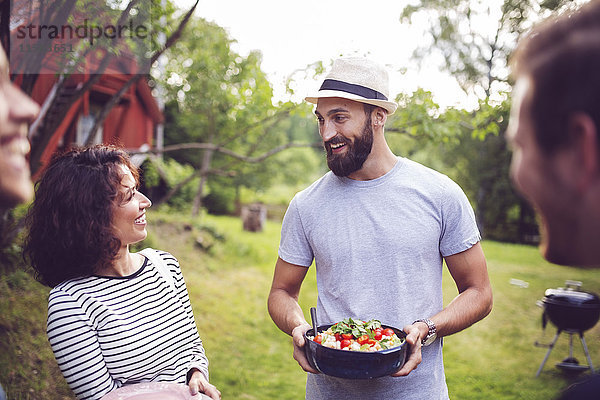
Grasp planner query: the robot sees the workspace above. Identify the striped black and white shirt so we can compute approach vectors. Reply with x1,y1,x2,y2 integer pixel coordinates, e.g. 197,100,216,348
46,249,209,400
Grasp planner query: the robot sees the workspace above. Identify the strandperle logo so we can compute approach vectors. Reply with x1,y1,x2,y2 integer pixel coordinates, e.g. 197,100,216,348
15,19,149,46
9,2,153,75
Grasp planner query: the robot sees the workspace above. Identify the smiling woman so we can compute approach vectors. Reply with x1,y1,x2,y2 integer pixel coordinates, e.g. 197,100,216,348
107,164,152,270
24,145,143,285
23,145,221,400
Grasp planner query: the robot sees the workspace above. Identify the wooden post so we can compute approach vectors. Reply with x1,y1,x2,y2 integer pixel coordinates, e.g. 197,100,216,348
241,203,266,232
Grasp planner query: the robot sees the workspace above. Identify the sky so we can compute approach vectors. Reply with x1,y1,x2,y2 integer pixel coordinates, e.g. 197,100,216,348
185,0,480,109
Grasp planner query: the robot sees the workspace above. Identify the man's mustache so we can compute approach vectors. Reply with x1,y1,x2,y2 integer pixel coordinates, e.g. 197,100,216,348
324,136,349,151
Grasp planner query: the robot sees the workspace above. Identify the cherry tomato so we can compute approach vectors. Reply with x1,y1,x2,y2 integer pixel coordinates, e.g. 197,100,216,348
334,333,343,342
342,333,353,340
374,331,383,340
382,328,395,337
367,339,376,346
341,339,351,348
357,334,369,345
314,335,323,344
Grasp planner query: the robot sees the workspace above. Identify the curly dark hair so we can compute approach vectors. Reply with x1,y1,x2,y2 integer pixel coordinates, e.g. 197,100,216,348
510,0,600,154
24,145,140,287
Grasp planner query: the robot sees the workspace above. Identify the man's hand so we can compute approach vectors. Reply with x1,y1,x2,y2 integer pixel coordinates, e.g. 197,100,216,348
292,323,320,374
188,369,221,399
391,322,425,377
268,258,318,374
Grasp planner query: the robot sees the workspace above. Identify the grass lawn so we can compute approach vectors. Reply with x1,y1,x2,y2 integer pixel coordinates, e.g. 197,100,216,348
2,210,600,399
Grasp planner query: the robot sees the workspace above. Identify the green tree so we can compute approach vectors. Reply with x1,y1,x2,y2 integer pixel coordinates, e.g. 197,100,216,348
438,102,538,243
396,0,581,242
400,0,581,100
156,17,320,216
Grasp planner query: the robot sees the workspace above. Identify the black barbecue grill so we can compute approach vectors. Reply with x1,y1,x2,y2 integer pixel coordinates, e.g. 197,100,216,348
535,280,600,376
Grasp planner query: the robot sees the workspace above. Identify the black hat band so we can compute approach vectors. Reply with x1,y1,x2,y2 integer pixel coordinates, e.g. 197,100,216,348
319,79,388,101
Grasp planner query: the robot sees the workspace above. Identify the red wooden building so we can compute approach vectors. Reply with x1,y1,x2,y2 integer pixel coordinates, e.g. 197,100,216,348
24,65,164,169
9,1,164,171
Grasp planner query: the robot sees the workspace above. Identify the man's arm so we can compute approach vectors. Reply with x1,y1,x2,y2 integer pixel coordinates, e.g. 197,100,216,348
436,241,493,336
395,242,492,376
267,257,318,373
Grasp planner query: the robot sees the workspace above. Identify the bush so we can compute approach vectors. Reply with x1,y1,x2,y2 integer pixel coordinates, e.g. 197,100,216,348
140,158,200,211
203,182,236,215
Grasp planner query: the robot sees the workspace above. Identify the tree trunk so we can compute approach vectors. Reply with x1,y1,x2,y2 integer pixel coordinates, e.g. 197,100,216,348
476,145,486,238
192,147,213,217
192,113,215,217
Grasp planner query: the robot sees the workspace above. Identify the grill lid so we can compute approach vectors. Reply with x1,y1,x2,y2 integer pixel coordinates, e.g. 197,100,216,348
543,280,600,308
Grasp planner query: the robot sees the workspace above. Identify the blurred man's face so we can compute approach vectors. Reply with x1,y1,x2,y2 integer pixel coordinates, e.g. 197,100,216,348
507,77,580,265
0,47,40,208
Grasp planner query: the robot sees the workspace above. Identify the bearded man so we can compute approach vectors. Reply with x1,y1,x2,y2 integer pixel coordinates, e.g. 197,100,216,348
268,57,493,399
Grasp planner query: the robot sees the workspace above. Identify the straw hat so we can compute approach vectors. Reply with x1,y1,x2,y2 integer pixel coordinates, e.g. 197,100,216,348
305,57,398,115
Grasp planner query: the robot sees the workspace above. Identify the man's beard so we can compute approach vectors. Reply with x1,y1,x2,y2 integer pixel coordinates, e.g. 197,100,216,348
325,116,374,177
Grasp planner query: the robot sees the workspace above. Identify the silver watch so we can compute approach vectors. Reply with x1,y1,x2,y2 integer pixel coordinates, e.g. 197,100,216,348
413,318,437,346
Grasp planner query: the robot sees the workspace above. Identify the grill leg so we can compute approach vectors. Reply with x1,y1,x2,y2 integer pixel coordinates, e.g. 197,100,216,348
579,333,595,373
568,332,574,359
536,330,561,377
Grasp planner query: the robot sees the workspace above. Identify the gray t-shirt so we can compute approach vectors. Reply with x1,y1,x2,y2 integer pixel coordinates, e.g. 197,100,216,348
279,157,481,400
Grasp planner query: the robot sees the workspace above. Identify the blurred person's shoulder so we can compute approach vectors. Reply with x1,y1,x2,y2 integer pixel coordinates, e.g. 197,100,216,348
559,374,600,400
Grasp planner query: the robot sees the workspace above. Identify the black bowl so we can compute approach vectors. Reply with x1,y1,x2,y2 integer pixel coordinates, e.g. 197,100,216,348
303,324,409,379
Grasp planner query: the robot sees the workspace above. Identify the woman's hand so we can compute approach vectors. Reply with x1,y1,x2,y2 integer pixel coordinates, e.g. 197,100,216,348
188,369,221,399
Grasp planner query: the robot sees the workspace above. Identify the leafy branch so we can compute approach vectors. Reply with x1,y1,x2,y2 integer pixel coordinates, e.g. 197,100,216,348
141,140,321,206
